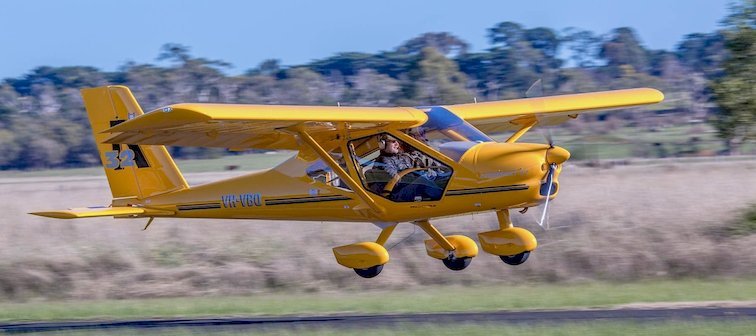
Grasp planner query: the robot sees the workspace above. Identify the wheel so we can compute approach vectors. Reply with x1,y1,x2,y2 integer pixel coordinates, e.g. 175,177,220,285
500,251,530,265
354,264,384,278
442,256,472,271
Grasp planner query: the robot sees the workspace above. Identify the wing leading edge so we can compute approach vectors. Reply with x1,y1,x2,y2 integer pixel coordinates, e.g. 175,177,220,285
102,104,428,150
445,88,664,134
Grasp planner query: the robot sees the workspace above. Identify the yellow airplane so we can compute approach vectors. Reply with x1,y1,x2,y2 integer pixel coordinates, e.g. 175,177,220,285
32,85,663,278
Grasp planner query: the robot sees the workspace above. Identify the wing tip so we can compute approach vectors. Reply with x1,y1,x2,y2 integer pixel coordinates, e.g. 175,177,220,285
29,211,78,219
644,88,665,103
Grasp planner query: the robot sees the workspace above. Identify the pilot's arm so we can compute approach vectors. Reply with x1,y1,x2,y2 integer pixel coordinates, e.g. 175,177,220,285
376,156,400,178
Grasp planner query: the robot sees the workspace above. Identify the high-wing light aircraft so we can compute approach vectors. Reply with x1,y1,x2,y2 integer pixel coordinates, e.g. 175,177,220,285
32,86,663,278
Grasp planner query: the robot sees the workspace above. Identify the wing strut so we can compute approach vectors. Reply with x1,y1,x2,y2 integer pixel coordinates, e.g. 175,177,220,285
505,120,538,143
297,128,385,215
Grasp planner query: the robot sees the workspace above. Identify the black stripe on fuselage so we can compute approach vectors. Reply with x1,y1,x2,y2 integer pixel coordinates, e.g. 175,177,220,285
445,184,529,196
177,203,222,211
265,195,352,206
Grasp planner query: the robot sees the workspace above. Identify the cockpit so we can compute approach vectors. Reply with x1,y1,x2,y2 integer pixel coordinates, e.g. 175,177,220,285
345,107,493,202
305,106,495,202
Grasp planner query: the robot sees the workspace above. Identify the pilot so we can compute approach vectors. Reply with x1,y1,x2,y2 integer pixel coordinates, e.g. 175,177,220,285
376,135,414,178
375,134,443,201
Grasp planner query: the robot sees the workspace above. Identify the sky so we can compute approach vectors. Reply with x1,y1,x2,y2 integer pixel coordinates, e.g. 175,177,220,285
0,0,733,80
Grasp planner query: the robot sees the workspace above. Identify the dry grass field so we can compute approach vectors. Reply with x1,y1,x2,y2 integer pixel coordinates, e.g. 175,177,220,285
1,158,755,301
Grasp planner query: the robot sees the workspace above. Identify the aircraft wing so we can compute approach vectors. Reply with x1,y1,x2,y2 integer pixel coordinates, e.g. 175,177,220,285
30,207,174,219
102,104,428,150
444,88,664,134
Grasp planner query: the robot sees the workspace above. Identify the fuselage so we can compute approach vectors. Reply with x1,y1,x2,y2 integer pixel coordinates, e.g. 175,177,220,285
141,140,566,223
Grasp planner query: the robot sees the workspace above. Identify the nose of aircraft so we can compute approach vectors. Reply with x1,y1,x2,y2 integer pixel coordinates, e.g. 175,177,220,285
546,146,570,164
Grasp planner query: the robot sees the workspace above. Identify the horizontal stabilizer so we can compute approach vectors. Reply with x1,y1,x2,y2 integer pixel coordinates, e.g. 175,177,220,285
30,207,174,219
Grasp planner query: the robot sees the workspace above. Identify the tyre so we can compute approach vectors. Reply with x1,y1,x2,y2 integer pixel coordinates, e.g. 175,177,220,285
354,264,384,278
500,251,530,265
442,256,472,271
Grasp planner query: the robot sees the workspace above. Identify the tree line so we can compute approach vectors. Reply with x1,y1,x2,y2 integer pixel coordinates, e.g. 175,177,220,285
0,1,752,169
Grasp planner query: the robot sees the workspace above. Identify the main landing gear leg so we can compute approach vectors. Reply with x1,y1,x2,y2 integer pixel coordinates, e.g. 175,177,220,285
414,220,478,271
478,209,537,265
375,224,397,247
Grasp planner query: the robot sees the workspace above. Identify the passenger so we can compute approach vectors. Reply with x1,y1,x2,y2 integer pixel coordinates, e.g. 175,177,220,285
407,127,429,144
405,127,434,172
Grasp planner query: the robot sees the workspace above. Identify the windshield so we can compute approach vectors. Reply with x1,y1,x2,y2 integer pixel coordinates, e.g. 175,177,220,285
416,106,492,144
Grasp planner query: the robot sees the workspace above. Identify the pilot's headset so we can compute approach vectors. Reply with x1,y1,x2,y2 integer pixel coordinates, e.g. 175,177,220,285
378,134,396,151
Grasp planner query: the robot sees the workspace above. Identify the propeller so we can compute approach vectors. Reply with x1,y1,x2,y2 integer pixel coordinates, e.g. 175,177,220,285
537,125,567,230
537,163,557,230
523,78,566,230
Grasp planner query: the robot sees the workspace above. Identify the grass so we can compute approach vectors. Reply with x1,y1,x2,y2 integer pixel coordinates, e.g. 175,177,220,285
1,279,754,322
4,159,756,303
726,204,756,236
17,321,756,336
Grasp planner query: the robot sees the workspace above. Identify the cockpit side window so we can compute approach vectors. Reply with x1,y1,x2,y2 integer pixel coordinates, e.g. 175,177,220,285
306,150,352,191
348,133,452,202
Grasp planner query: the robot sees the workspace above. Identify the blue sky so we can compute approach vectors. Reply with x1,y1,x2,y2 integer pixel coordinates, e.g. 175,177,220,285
0,0,732,80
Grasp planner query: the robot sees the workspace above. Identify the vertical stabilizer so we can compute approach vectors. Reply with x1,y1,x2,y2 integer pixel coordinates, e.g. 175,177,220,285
81,86,188,204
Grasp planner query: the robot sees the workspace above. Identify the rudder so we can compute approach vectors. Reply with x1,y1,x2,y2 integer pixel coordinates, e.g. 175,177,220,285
81,86,188,204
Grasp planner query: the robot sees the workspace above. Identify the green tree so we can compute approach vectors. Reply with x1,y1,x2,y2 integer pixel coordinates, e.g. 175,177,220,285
276,67,335,105
599,27,650,77
482,22,562,98
397,32,469,58
676,32,726,78
402,47,470,105
0,129,21,168
562,28,602,67
711,0,755,154
346,69,400,106
306,52,375,77
157,43,231,103
247,59,282,77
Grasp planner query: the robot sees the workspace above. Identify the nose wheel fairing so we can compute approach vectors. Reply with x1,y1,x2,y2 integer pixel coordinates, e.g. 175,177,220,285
478,227,537,257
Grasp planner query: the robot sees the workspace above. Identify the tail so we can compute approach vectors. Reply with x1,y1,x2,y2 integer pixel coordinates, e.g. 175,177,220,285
81,86,188,205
